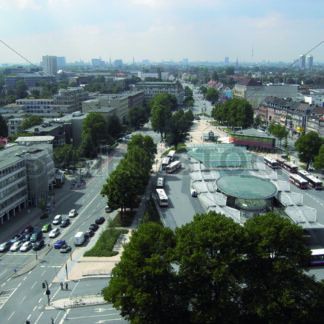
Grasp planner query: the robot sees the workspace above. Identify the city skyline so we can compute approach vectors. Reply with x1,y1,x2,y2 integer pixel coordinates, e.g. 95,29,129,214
1,0,324,65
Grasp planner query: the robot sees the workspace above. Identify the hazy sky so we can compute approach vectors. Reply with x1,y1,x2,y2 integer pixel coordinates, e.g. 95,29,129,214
1,0,324,64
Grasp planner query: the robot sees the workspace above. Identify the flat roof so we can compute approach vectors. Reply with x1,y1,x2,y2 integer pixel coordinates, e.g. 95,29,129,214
216,175,277,200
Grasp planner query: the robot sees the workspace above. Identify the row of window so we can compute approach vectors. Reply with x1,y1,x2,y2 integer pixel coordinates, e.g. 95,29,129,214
0,189,27,211
0,162,25,178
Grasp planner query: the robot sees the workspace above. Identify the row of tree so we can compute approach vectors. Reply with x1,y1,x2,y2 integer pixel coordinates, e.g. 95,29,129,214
100,134,157,221
183,86,194,107
268,121,289,146
211,98,254,129
103,212,324,324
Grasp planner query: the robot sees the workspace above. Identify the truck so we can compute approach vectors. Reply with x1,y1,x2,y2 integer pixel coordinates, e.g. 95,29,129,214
74,232,85,246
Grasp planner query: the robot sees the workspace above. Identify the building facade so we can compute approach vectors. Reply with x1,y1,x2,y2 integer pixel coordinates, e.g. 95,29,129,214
42,55,57,76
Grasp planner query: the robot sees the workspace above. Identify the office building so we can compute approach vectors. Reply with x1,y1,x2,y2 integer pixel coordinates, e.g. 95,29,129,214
299,55,306,70
42,55,57,76
306,55,313,71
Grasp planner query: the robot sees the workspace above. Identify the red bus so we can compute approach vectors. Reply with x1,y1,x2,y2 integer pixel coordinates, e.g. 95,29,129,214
264,157,279,169
289,174,308,189
166,161,181,174
283,161,298,173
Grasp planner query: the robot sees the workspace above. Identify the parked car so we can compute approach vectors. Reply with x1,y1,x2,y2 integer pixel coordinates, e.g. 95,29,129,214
60,245,72,253
54,240,66,249
33,239,45,251
68,209,78,218
105,206,112,213
30,230,43,243
85,230,94,239
42,223,52,233
10,234,23,244
49,228,60,238
20,241,32,252
60,218,70,228
191,189,198,197
0,241,11,252
89,223,99,232
21,233,32,242
10,240,23,252
21,225,34,235
95,217,105,225
52,214,62,225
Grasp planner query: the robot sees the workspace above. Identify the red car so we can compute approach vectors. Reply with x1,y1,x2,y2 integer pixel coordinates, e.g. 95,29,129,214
21,225,34,235
85,230,94,239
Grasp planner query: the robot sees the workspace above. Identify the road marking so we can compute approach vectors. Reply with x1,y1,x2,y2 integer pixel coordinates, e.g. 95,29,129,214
0,288,16,310
38,297,42,303
31,281,37,289
8,311,15,321
33,305,37,312
40,265,61,268
34,311,43,324
59,308,70,324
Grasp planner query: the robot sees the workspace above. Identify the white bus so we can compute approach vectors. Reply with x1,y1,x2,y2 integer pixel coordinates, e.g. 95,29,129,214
161,157,170,171
264,157,279,169
156,189,168,207
298,170,323,190
166,160,182,174
167,150,176,162
289,173,308,189
156,177,164,188
310,249,324,266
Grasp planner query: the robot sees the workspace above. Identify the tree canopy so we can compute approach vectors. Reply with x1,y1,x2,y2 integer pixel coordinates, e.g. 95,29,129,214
151,104,172,140
313,145,324,170
295,131,323,169
127,105,148,130
20,115,43,131
53,144,80,169
205,87,219,104
103,212,324,324
212,98,254,129
268,121,289,146
0,114,8,137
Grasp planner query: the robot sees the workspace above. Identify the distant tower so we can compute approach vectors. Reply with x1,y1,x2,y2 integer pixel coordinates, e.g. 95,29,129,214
225,57,229,65
299,54,306,70
306,55,313,70
42,55,57,76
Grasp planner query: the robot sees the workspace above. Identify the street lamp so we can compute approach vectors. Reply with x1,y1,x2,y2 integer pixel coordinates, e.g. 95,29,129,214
42,280,51,306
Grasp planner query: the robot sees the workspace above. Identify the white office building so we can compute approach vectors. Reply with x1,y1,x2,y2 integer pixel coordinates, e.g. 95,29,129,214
42,55,57,76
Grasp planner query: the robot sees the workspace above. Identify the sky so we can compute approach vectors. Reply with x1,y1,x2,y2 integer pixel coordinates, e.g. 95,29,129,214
1,0,324,65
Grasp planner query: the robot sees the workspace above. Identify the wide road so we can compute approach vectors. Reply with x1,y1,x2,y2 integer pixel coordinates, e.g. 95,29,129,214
0,144,127,324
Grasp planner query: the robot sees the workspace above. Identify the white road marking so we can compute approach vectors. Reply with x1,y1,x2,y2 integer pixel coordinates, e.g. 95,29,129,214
8,311,15,320
34,311,43,324
31,281,37,289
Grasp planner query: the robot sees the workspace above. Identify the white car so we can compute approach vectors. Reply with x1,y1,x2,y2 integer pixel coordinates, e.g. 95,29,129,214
20,241,32,252
68,209,77,218
52,214,62,225
49,228,60,238
10,240,23,252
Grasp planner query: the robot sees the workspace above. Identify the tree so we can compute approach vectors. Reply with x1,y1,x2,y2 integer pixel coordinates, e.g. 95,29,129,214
127,105,147,130
107,114,123,140
21,115,43,130
205,87,219,104
269,123,289,147
199,86,207,96
253,114,262,128
295,131,323,169
151,104,172,140
102,223,183,324
54,144,80,169
82,112,113,149
80,134,97,158
0,114,8,137
175,212,245,323
126,134,157,163
16,80,28,99
313,145,324,170
211,70,218,81
151,93,178,111
242,213,315,323
166,109,193,149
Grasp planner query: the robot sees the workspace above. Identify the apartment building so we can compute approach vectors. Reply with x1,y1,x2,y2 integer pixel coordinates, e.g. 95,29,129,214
42,55,57,76
7,117,24,137
5,74,56,89
135,81,184,105
0,143,55,225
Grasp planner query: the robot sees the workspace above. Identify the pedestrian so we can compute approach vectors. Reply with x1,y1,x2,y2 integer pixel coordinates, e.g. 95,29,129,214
65,282,68,290
60,282,63,290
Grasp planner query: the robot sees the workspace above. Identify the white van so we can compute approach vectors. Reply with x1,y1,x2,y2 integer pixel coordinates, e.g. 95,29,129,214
74,232,85,246
156,177,164,188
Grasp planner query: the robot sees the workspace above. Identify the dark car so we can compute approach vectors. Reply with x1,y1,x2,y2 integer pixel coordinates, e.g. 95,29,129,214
60,245,72,253
33,239,45,251
60,218,70,228
89,223,99,232
95,217,105,225
21,225,34,235
0,241,11,252
85,230,94,239
54,239,66,249
10,234,23,244
22,233,32,242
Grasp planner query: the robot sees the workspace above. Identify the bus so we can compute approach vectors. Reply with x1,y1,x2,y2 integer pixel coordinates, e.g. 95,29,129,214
298,170,323,190
276,158,285,168
156,177,164,188
167,150,176,162
310,249,324,266
264,157,279,169
289,173,308,189
166,160,182,174
156,189,168,207
282,161,298,173
161,157,170,171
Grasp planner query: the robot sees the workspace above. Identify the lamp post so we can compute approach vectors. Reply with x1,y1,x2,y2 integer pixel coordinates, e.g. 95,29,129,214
42,280,51,306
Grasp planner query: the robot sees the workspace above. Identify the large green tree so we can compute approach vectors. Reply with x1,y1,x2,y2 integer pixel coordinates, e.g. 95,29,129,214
205,87,219,104
20,115,43,131
107,114,123,140
16,80,28,99
151,104,172,140
54,144,80,169
127,105,147,130
0,114,8,137
150,93,178,111
166,109,193,149
212,99,254,129
268,122,288,147
295,131,323,169
313,145,324,170
126,134,157,163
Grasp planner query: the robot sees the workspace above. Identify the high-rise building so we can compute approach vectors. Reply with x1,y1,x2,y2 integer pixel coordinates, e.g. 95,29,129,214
299,54,306,70
57,56,66,67
306,55,313,70
42,55,57,76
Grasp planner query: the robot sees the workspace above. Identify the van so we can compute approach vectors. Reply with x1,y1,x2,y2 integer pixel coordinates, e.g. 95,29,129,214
74,232,85,246
30,230,43,243
156,177,164,188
